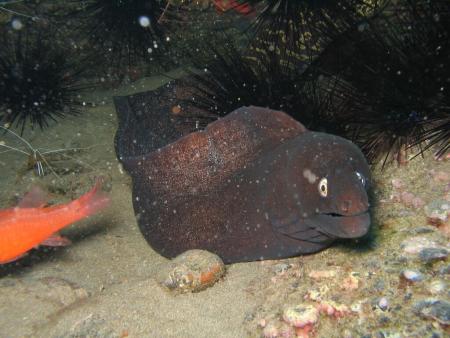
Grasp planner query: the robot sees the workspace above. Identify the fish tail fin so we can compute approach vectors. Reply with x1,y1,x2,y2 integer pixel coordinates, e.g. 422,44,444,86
74,177,110,218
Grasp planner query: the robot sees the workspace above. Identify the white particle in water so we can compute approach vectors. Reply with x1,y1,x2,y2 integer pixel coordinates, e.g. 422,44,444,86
11,18,23,30
138,16,150,27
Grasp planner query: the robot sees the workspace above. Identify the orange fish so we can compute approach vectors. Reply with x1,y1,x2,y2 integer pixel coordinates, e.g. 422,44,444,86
0,179,110,264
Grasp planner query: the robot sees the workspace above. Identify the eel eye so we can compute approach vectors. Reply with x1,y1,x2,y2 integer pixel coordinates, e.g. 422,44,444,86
318,178,328,197
356,171,366,186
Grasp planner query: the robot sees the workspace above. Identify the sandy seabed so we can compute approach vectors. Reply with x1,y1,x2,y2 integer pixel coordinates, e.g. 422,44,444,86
0,71,449,338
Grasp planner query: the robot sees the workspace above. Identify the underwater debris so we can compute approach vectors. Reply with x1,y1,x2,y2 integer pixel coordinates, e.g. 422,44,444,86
0,24,88,134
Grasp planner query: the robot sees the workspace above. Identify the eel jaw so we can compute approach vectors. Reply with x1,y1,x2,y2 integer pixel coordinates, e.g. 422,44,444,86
312,212,371,239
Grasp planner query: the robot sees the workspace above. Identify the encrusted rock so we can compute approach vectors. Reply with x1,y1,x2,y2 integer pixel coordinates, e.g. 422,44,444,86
273,263,292,275
317,301,350,318
438,264,450,275
413,299,450,325
401,236,449,259
304,286,330,302
261,320,280,338
425,199,449,225
342,273,360,291
283,304,319,328
427,280,447,295
402,237,440,254
431,170,449,183
156,249,225,293
261,320,295,338
411,226,436,234
391,178,404,190
419,247,448,263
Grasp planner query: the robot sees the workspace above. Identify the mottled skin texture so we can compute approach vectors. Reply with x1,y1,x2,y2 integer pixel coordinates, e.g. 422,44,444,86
117,106,371,263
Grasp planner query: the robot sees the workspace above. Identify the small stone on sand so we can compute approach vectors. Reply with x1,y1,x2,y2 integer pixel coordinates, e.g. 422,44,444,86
156,249,225,293
283,304,319,328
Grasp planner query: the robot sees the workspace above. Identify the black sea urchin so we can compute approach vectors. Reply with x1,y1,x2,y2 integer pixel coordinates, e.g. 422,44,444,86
0,26,87,134
241,0,387,61
180,36,350,135
308,0,450,164
70,0,177,68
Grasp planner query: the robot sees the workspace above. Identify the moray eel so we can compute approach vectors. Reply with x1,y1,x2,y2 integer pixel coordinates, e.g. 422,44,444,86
115,104,371,263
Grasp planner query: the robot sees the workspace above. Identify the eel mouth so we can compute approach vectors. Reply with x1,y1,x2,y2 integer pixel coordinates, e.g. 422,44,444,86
312,211,371,239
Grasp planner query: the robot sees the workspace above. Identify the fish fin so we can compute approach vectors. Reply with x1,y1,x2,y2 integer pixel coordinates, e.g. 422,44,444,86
1,252,28,264
40,234,71,247
18,185,48,208
75,177,110,217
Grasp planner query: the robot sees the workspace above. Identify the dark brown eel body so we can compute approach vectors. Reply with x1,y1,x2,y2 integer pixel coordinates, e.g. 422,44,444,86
114,100,371,263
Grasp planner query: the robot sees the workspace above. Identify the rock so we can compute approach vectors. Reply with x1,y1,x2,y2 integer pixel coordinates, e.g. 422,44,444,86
273,263,292,275
277,322,296,338
427,280,447,295
304,286,330,302
419,248,448,263
342,273,360,291
341,329,354,338
375,331,401,338
412,226,436,234
401,236,448,256
350,300,364,314
261,320,280,338
401,236,439,254
436,219,450,238
412,197,425,209
425,200,449,225
373,279,385,292
391,178,404,190
378,315,390,324
438,264,450,275
282,304,319,328
401,191,415,205
317,301,350,318
378,297,389,311
432,171,449,183
400,270,424,282
262,321,297,338
156,249,225,293
413,299,450,325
